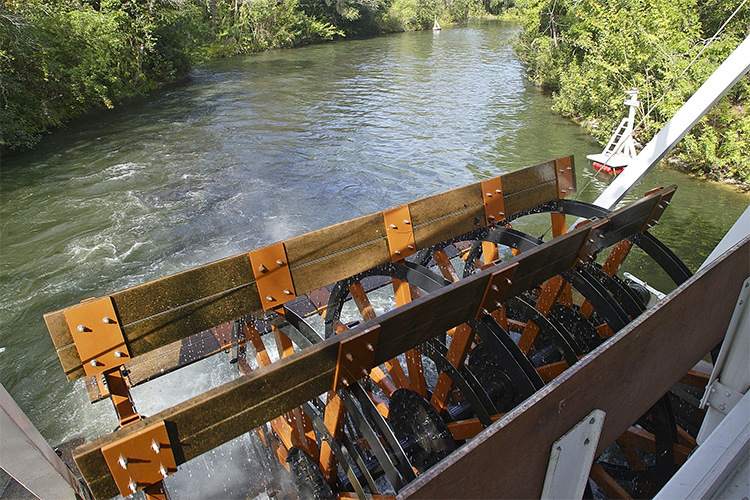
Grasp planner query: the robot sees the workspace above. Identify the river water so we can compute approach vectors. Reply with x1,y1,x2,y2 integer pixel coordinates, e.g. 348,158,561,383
1,19,748,499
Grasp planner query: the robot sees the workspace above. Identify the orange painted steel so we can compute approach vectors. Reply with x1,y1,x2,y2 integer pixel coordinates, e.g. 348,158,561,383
332,325,380,391
348,281,402,396
104,370,141,428
65,296,130,377
429,323,474,412
481,176,505,226
432,249,460,283
319,392,346,483
590,463,634,500
446,414,504,441
535,359,570,383
249,242,296,310
393,278,428,397
383,204,417,261
101,421,176,498
517,275,566,354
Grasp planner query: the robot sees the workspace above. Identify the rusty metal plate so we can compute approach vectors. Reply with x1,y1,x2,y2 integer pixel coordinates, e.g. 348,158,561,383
481,176,506,226
249,242,297,311
65,297,130,377
333,325,380,391
476,263,518,318
555,156,576,198
101,421,177,497
383,205,416,261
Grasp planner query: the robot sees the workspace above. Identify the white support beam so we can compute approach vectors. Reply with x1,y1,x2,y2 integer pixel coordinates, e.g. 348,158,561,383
0,384,80,500
655,390,750,500
541,409,606,500
591,35,750,212
698,276,750,443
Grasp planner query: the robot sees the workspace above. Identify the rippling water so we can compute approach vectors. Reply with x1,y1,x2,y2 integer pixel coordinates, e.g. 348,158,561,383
1,19,748,497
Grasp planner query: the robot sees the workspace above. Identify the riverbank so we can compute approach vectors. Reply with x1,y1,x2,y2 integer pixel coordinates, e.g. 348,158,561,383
0,0,483,155
514,0,749,185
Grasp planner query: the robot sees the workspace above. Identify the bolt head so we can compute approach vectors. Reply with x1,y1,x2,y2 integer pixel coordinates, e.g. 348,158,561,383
152,440,161,453
118,455,128,469
90,360,100,367
345,352,354,362
390,224,397,229
102,317,115,324
114,350,125,358
276,259,285,266
266,295,274,302
283,289,292,295
129,480,137,494
258,264,268,273
365,343,374,352
491,284,499,292
486,192,492,197
403,219,410,225
160,465,169,478
77,325,87,333
495,189,502,194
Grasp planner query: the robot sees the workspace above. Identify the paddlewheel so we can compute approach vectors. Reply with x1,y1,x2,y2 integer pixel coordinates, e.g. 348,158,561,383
46,156,731,500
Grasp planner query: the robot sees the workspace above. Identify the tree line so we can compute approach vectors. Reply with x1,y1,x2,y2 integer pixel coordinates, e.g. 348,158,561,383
2,0,748,185
515,0,749,184
1,0,489,153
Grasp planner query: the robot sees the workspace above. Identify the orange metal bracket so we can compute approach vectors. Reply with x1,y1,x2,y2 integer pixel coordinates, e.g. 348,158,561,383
333,325,380,391
383,205,416,261
101,421,177,498
555,156,576,198
481,176,506,226
476,263,518,319
65,296,130,377
249,242,297,310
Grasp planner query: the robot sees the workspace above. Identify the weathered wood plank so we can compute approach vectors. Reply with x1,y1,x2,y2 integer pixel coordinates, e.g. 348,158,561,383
288,236,390,294
46,158,573,380
400,236,749,500
73,340,341,499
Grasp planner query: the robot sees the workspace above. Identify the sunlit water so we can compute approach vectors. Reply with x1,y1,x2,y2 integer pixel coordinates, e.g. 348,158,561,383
1,19,748,498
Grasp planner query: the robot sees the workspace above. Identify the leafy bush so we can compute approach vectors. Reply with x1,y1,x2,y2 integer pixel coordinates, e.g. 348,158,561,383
515,0,750,183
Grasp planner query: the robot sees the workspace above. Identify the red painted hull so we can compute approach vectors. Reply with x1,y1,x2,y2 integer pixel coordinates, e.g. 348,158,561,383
593,162,625,175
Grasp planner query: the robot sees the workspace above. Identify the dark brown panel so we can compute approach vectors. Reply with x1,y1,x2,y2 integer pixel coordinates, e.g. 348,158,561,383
400,237,749,499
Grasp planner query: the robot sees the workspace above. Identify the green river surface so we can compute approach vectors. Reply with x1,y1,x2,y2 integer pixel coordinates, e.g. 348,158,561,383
1,19,748,499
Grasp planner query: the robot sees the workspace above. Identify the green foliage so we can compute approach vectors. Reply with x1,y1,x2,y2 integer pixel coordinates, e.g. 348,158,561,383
516,0,750,183
229,0,342,52
380,0,435,30
1,0,211,152
1,0,482,153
